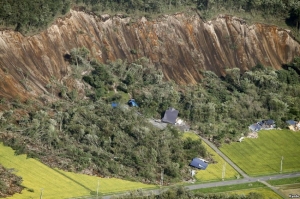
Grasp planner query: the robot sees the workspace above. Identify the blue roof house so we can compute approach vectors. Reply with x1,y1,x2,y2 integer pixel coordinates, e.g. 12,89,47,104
189,158,208,170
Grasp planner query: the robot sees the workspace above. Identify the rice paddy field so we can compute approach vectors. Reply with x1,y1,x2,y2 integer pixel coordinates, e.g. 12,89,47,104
220,130,300,176
183,132,239,182
227,188,283,199
0,143,156,199
194,182,282,198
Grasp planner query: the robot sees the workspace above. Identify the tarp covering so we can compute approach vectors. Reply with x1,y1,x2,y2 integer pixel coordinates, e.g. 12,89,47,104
111,102,118,108
128,99,138,107
162,107,179,124
189,158,208,170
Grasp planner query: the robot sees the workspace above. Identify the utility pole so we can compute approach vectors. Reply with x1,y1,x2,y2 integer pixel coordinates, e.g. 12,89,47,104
222,163,226,181
40,188,44,199
96,179,100,199
280,156,284,173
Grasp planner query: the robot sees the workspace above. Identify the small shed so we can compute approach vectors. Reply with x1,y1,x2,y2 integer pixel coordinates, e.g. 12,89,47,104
162,107,179,124
189,158,208,170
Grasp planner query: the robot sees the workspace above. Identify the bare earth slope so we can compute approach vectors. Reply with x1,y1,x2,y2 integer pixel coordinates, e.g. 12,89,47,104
0,10,299,99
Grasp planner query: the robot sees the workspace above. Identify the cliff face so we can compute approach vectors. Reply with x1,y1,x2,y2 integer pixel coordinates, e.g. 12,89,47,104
0,10,299,99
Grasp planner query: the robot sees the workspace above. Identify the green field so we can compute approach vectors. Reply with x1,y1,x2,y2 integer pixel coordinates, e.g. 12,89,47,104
267,177,300,186
228,188,283,199
194,182,282,199
0,143,156,199
183,132,239,182
220,130,300,176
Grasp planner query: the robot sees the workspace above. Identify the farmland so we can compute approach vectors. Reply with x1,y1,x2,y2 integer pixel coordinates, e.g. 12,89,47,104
0,143,156,199
183,132,239,181
220,130,300,176
193,182,282,198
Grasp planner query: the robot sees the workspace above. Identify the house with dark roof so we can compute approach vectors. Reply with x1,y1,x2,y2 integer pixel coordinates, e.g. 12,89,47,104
162,107,179,124
249,119,275,132
189,158,208,170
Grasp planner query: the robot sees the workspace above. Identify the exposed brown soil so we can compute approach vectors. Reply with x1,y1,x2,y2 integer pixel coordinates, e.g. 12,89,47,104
0,10,299,100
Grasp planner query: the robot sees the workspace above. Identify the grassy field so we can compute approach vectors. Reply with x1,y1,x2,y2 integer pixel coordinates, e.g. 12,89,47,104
228,188,283,199
193,182,282,199
0,143,156,199
183,132,239,182
267,177,300,186
220,130,300,176
193,182,266,193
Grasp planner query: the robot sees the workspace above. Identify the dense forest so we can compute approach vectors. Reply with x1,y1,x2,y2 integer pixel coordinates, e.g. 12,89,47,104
0,48,299,184
0,0,300,34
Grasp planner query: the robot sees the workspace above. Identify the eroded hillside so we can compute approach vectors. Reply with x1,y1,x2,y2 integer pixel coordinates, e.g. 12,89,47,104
0,9,299,99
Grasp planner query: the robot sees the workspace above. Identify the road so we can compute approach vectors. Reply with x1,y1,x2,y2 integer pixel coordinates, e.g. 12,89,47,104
92,172,300,199
74,136,299,199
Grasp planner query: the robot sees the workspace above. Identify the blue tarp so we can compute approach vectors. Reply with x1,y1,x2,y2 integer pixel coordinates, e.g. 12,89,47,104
128,99,138,107
162,107,179,124
111,102,118,108
286,120,296,125
189,158,208,170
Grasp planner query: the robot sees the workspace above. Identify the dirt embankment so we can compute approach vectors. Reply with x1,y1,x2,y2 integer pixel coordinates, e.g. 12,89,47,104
0,10,299,100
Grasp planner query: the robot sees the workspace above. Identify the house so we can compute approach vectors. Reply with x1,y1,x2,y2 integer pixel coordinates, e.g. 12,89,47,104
286,120,299,131
162,107,179,124
249,119,275,132
128,99,138,107
261,119,275,128
189,158,208,170
249,123,261,132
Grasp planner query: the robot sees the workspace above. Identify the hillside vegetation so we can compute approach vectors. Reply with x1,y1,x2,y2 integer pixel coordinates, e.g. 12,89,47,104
0,0,299,35
0,49,299,185
221,130,300,176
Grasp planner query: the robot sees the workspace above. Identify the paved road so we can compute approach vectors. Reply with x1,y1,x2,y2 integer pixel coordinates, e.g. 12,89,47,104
199,136,249,179
91,172,300,199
